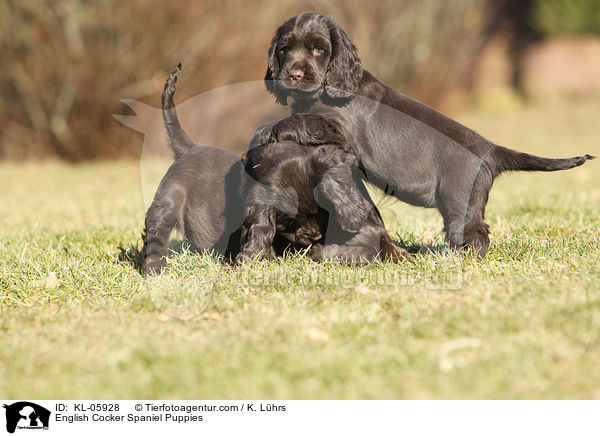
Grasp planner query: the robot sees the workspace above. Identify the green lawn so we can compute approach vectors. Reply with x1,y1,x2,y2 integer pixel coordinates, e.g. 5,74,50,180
1,101,599,399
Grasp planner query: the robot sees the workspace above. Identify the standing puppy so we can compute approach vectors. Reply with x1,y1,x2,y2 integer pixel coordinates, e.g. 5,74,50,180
142,65,245,273
265,12,594,257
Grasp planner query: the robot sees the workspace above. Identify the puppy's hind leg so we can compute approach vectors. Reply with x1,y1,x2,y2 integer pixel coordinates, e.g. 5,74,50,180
142,201,179,274
438,164,493,258
462,165,493,258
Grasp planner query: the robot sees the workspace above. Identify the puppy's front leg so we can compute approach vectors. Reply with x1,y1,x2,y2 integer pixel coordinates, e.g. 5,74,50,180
236,206,277,264
315,157,371,232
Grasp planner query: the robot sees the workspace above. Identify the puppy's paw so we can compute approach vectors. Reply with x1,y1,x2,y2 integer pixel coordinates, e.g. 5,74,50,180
267,114,345,147
462,220,490,259
307,243,324,261
267,121,301,145
235,248,275,265
143,257,167,275
380,243,411,263
461,240,489,259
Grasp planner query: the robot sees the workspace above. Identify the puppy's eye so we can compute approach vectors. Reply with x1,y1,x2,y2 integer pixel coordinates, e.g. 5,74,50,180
279,46,289,54
312,47,324,56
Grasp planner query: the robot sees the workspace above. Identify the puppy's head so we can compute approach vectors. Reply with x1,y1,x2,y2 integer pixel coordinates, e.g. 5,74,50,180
265,12,363,105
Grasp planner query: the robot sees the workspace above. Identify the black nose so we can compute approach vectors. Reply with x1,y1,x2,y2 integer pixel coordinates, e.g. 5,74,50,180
288,69,304,82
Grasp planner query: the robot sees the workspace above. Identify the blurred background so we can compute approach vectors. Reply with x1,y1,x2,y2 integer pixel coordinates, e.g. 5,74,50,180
1,0,600,161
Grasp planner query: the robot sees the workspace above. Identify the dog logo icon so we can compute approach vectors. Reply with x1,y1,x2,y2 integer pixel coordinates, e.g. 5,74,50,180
3,402,50,433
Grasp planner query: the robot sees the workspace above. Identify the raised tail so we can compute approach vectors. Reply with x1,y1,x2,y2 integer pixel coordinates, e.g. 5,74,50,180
162,63,196,159
493,145,595,173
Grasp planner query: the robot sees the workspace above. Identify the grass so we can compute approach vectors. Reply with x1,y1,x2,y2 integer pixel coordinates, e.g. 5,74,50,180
1,100,599,399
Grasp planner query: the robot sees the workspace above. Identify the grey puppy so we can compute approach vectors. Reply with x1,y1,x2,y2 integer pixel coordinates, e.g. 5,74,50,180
265,12,594,257
142,64,246,274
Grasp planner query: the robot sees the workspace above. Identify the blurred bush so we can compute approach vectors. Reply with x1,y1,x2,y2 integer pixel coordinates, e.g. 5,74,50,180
532,0,600,36
1,0,496,160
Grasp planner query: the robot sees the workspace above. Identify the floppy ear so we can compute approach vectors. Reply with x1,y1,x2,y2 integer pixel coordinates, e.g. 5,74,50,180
324,17,363,101
264,28,288,105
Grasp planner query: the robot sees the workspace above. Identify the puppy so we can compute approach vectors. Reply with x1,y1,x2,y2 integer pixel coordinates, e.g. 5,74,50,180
265,12,595,257
142,64,246,273
238,113,409,264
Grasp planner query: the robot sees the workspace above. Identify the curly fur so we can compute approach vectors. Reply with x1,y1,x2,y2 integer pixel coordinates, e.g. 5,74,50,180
238,113,409,264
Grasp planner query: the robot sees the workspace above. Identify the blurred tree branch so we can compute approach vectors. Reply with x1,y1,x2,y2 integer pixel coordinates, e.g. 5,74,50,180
1,0,505,160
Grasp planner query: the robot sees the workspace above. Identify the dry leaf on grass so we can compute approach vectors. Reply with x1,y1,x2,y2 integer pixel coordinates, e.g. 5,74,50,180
437,337,483,372
33,272,61,289
305,327,330,342
420,231,434,245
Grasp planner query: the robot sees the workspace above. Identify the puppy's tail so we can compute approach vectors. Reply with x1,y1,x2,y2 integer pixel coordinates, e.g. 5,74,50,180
162,63,196,159
493,145,595,174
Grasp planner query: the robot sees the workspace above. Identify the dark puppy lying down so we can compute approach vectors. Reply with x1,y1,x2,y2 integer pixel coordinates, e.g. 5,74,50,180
238,114,408,264
265,12,595,257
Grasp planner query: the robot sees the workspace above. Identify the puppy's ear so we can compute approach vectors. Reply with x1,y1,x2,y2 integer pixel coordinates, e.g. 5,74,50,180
265,27,288,105
324,17,363,101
